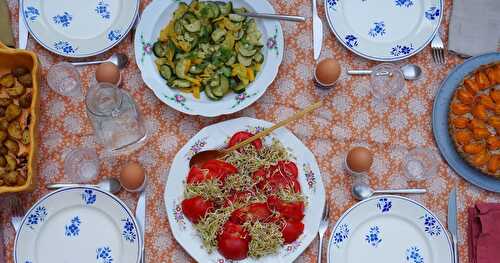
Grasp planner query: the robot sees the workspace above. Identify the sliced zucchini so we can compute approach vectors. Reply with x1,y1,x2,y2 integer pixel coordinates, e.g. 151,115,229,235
174,20,184,34
239,46,257,57
189,63,207,74
232,83,246,94
153,41,168,57
172,79,191,88
253,52,264,63
220,76,230,95
175,59,189,78
237,54,252,67
218,66,232,78
232,7,247,15
234,30,245,40
229,13,245,22
205,86,220,100
211,28,226,42
206,2,220,19
212,83,224,97
219,2,232,16
225,55,236,66
209,76,220,87
183,20,201,32
159,65,172,80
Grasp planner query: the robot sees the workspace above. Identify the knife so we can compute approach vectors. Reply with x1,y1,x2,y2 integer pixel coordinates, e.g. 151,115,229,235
135,190,146,263
312,0,323,60
18,0,28,49
448,187,458,263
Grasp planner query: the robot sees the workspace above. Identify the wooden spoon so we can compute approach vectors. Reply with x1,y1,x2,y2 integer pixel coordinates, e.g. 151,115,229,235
189,101,323,167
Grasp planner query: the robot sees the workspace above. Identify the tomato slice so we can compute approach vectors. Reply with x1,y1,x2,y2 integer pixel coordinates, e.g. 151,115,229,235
281,220,304,244
229,203,272,224
278,160,299,179
201,160,238,182
181,196,214,224
218,222,250,260
267,195,305,221
228,131,263,150
186,167,208,184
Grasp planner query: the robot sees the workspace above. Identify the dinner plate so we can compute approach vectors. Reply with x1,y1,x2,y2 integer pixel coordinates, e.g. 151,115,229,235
22,0,139,57
328,195,453,263
325,0,443,61
134,0,284,117
433,52,500,192
14,187,141,263
164,117,325,262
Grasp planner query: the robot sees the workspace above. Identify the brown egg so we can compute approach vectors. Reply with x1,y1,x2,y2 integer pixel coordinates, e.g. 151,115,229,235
315,58,341,86
120,161,146,191
346,147,373,173
95,62,120,85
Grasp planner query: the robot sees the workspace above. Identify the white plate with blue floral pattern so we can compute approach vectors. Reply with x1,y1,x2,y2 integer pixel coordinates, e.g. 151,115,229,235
14,187,142,263
325,0,443,61
164,117,325,262
134,0,284,117
21,0,139,57
328,195,452,263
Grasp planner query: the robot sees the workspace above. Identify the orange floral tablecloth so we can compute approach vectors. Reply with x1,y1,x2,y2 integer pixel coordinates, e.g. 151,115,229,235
2,0,499,262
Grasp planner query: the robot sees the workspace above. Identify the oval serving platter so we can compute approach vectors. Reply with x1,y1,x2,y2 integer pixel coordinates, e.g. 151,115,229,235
14,187,142,263
328,195,453,263
134,0,284,117
325,0,443,61
433,52,500,192
22,0,139,57
164,117,325,262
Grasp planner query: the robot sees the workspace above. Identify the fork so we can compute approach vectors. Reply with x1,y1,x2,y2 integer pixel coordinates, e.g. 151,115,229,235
431,33,445,64
317,202,329,263
9,196,24,233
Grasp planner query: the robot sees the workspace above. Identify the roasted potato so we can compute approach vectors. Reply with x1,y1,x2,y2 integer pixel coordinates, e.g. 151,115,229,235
4,170,18,185
17,74,32,86
0,74,14,88
21,129,29,145
5,155,16,171
19,93,32,108
0,155,6,167
6,81,25,97
4,139,19,155
0,98,12,107
12,67,29,77
0,130,7,142
5,103,21,121
7,122,22,140
0,145,8,155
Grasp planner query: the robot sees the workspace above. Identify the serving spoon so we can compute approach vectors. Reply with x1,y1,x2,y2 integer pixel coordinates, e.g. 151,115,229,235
189,101,323,167
46,178,122,194
352,183,427,201
71,53,129,69
348,64,422,80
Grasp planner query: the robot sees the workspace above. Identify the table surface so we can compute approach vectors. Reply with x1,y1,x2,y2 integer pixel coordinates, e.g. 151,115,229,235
2,0,499,262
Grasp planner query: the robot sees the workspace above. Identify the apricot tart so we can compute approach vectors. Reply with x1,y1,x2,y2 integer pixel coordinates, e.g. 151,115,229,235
449,63,500,177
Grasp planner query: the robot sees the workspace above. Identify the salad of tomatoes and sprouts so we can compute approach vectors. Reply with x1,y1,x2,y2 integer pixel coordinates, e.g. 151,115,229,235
181,131,306,260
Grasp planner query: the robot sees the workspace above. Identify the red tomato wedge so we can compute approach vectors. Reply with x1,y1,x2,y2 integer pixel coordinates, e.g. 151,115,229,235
281,220,304,244
186,167,208,184
278,160,299,179
267,195,305,221
217,222,250,260
228,131,263,150
181,196,214,224
229,203,273,224
201,160,238,182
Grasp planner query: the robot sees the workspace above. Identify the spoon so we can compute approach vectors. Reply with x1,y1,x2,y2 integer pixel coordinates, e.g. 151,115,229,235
189,101,323,167
46,178,122,194
352,183,427,201
347,64,422,80
71,53,129,69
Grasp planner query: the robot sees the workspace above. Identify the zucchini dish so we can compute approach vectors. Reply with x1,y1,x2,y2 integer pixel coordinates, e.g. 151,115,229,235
153,1,264,100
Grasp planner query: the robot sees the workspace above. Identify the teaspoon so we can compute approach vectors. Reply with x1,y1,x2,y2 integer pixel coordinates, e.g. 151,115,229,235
348,64,422,80
71,53,129,69
46,178,122,194
352,183,426,201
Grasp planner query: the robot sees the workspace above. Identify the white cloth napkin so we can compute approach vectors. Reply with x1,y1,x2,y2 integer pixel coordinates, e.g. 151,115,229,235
448,0,500,57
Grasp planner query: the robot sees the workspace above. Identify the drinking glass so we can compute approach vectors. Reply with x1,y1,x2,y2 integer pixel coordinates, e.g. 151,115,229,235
85,83,147,155
403,147,438,181
370,63,404,100
64,148,100,183
47,62,83,97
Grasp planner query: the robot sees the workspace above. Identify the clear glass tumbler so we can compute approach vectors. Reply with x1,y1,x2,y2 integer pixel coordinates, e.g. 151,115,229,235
47,62,83,97
64,148,100,183
85,83,147,155
370,63,404,100
403,147,438,181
